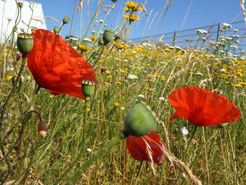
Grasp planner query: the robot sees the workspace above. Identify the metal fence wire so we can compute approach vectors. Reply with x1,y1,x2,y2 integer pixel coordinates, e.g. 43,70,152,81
130,21,246,55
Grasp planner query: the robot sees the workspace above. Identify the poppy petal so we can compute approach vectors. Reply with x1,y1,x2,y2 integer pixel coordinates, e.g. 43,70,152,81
168,86,241,126
27,29,96,99
126,131,165,164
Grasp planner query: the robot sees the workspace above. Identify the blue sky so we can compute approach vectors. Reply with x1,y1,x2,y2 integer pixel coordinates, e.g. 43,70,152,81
37,0,244,40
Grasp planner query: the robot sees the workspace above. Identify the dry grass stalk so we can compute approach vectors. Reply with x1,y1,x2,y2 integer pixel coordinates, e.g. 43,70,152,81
240,30,246,43
240,0,246,22
44,16,59,23
164,0,173,16
230,59,237,104
155,34,165,45
201,21,215,47
162,148,202,185
77,0,83,14
240,0,246,42
160,121,170,150
139,4,148,16
143,138,156,175
146,136,202,185
105,5,116,10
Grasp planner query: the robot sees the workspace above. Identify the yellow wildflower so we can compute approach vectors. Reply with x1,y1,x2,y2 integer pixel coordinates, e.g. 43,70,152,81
125,1,142,12
124,7,130,12
123,14,139,22
239,82,246,86
90,36,98,41
120,68,126,73
236,71,243,77
115,81,122,85
114,102,120,107
234,84,242,87
77,43,92,52
105,82,111,86
113,41,128,50
6,76,13,81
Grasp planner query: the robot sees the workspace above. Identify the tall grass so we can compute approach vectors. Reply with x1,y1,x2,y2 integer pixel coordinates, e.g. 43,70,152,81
0,0,245,184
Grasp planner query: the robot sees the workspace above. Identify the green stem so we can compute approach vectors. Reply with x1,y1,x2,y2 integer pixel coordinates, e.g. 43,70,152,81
58,23,64,35
92,46,105,68
82,97,89,149
65,134,125,185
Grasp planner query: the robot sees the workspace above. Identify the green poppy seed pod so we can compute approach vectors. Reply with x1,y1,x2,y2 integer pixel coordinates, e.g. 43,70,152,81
53,26,60,33
38,121,47,138
103,29,114,45
17,33,34,57
82,80,96,97
18,2,23,8
98,37,104,46
62,16,70,24
123,103,158,137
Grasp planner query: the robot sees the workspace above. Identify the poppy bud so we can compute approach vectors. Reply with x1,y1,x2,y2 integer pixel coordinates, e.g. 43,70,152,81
123,103,158,137
98,37,104,45
103,29,114,45
17,33,34,57
18,2,23,8
82,80,96,97
38,121,47,138
53,26,60,33
62,16,70,24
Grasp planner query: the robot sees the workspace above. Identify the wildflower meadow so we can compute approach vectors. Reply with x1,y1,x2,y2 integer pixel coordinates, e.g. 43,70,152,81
0,0,245,184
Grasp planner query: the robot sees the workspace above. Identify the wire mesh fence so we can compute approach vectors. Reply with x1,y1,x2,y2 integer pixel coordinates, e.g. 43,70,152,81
130,21,246,55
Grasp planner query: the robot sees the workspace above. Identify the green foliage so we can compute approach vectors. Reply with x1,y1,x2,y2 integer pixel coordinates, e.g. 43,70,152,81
0,2,245,184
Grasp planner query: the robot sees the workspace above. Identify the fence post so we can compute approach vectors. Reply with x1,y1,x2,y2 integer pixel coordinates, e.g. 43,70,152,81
172,31,177,46
216,23,221,42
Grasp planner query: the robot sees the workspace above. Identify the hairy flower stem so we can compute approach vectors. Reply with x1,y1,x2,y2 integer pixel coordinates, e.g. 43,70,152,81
58,23,65,35
54,96,90,185
65,134,125,184
82,96,89,149
0,56,27,132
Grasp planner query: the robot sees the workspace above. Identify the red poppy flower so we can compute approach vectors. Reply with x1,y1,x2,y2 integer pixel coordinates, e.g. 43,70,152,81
126,131,165,164
168,86,241,126
26,29,96,99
